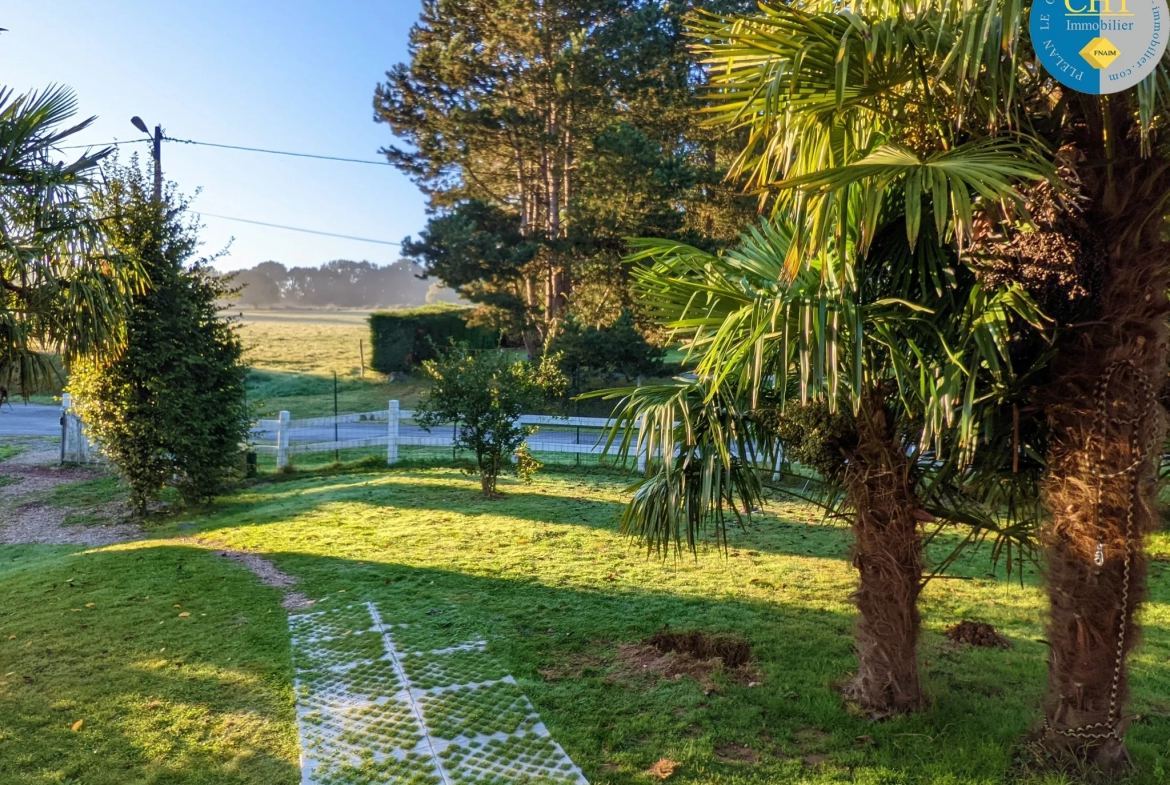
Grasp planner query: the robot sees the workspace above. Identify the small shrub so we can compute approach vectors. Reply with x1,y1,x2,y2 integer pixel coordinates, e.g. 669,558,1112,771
416,346,566,497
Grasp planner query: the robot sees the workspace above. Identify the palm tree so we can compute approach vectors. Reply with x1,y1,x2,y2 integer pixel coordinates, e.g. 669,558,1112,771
599,212,1046,716
640,0,1169,769
0,86,141,395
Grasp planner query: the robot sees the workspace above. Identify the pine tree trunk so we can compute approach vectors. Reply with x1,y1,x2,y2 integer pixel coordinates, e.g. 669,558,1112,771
840,385,925,716
1038,241,1169,772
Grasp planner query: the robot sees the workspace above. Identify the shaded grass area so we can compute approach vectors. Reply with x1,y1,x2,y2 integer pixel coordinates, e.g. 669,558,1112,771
0,543,299,784
43,476,125,508
151,466,1169,784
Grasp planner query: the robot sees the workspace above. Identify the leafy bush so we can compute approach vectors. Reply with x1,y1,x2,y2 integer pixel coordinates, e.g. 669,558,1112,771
368,304,498,373
69,158,250,514
546,310,664,383
757,400,856,478
415,346,566,497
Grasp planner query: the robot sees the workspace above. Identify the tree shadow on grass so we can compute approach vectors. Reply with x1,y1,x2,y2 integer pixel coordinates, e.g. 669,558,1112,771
3,536,1168,785
0,543,299,785
251,548,1170,785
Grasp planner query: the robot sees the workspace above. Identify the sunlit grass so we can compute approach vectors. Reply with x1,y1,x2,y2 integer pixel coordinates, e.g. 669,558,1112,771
171,468,1170,781
0,542,299,784
8,460,1169,784
235,309,430,419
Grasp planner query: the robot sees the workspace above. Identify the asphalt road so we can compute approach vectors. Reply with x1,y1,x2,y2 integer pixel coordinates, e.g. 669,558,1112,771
0,403,61,438
1,404,608,449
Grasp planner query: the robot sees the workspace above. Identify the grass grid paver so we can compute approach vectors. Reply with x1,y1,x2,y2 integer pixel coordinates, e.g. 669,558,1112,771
290,602,588,785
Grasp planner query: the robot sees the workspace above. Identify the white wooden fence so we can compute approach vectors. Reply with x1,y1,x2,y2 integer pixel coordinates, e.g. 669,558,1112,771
250,400,645,470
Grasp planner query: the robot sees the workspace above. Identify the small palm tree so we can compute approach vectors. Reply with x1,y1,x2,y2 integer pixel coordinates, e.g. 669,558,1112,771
599,212,1045,716
0,85,142,394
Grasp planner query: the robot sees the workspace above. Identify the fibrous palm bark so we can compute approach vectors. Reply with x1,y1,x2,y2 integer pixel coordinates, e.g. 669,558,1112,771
840,386,925,715
1036,161,1169,771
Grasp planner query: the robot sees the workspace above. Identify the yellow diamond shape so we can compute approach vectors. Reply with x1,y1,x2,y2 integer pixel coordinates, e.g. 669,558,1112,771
1080,37,1120,69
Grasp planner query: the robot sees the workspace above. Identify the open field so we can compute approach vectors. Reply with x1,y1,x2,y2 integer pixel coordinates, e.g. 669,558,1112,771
2,452,1169,784
233,308,431,419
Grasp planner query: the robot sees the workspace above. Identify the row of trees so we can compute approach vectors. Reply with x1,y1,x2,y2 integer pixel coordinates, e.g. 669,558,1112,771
595,0,1169,776
0,85,249,512
378,0,759,352
230,258,456,309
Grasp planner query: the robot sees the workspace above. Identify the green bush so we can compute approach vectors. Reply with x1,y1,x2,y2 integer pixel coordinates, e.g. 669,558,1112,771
368,305,498,373
546,311,664,385
69,159,250,514
415,346,566,497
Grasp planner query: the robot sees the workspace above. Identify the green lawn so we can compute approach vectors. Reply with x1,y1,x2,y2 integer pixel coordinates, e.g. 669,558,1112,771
0,543,298,784
3,463,1168,783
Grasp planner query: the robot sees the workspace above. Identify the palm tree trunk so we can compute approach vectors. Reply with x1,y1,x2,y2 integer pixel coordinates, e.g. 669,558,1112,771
1038,242,1168,771
840,385,925,716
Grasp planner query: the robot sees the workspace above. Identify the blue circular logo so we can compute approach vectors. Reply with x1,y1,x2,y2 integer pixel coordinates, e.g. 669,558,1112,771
1030,0,1169,94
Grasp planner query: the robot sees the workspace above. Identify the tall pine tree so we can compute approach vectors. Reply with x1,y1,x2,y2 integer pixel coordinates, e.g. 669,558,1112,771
376,0,755,347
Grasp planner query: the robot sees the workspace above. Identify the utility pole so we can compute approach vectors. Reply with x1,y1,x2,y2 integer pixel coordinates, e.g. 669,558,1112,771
152,124,162,201
130,116,162,201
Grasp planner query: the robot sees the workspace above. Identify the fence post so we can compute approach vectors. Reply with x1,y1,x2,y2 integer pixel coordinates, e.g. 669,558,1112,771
276,410,291,469
60,393,71,465
387,400,400,465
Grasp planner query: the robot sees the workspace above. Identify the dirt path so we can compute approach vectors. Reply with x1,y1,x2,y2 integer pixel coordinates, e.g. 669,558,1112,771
174,537,314,611
0,439,141,546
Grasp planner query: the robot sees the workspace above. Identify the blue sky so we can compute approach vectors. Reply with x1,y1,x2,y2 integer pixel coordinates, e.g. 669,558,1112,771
0,0,427,271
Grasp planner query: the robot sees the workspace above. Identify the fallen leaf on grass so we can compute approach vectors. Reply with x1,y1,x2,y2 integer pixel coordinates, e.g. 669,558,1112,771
646,759,678,779
71,719,83,732
85,603,95,608
178,612,190,618
145,700,163,710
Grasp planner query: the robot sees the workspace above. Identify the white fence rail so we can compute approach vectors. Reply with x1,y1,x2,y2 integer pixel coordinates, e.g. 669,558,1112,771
250,400,644,470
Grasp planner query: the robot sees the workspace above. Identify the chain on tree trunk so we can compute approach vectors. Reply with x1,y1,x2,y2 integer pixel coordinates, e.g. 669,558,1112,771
1044,359,1155,745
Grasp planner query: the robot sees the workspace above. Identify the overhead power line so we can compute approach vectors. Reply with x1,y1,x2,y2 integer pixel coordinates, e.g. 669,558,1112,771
56,138,150,150
194,212,402,246
165,136,392,166
57,135,390,167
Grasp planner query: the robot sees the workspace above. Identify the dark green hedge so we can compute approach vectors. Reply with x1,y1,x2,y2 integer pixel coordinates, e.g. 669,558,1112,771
368,305,498,373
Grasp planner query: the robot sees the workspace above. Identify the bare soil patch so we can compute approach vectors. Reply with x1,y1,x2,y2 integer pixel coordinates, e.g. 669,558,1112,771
0,441,140,545
610,629,759,693
647,629,753,667
946,620,1011,649
714,744,759,764
0,502,140,546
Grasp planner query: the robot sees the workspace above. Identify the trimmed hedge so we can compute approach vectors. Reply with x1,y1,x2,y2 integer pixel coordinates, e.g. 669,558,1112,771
368,305,498,373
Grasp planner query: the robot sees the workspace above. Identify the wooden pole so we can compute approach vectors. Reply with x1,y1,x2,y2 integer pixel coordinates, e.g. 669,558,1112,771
359,340,365,378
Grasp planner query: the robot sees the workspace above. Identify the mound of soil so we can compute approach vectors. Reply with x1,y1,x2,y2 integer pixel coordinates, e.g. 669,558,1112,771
646,630,753,668
610,629,758,693
945,620,1010,649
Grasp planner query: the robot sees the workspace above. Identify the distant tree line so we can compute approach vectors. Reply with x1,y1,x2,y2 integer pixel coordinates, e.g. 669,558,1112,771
229,259,460,309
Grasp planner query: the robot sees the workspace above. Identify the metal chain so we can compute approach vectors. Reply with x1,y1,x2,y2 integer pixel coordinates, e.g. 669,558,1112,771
1044,358,1153,743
